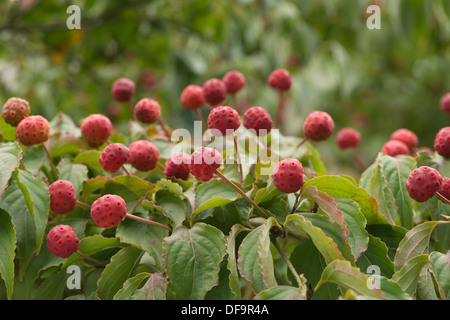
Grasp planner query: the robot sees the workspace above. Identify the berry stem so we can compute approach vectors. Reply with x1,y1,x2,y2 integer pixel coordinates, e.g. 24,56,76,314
351,147,366,172
121,165,132,176
296,136,308,149
195,108,206,133
158,117,171,138
125,213,172,231
214,169,268,218
436,191,450,206
233,133,244,185
274,90,284,129
42,142,58,181
76,250,106,266
127,100,135,120
157,162,165,171
76,200,91,210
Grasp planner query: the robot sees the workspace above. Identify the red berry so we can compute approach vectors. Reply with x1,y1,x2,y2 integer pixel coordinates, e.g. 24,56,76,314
207,106,241,136
111,78,136,102
202,78,226,106
90,194,127,229
189,147,222,182
390,128,418,153
134,98,161,124
80,114,112,148
440,93,450,114
381,140,410,157
15,115,51,146
336,128,361,150
48,180,77,214
437,177,450,200
180,85,205,110
272,158,304,193
434,127,450,158
268,68,292,91
303,111,335,142
99,143,130,173
164,152,191,180
128,140,160,171
2,97,31,127
243,106,273,136
47,225,79,258
405,166,442,202
223,70,245,94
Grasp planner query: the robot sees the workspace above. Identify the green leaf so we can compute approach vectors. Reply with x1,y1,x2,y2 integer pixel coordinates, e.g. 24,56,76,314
57,158,88,195
253,177,281,204
365,224,408,261
394,221,450,271
0,209,16,300
254,285,306,300
237,217,281,293
0,116,16,142
162,222,226,299
154,190,186,227
357,235,395,278
46,132,85,158
0,141,22,200
131,271,168,300
314,259,385,300
392,254,430,298
97,246,144,300
303,175,387,225
429,251,450,299
113,272,151,300
73,150,102,170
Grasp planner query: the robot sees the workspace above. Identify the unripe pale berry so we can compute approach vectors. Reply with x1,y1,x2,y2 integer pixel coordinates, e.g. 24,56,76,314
180,85,205,110
381,140,410,157
80,114,112,148
99,143,130,173
303,111,335,142
47,225,79,258
134,98,161,124
2,97,31,127
128,140,160,171
16,115,51,146
48,180,77,214
268,68,292,91
90,194,127,229
336,128,361,150
164,152,191,180
189,147,222,182
202,78,226,106
434,127,450,158
243,106,273,136
405,166,442,202
111,78,136,102
390,128,418,153
272,158,304,193
223,70,245,94
207,106,241,136
440,93,450,114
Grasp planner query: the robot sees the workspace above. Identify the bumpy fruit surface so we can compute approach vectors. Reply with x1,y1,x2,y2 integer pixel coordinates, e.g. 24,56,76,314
272,158,304,193
80,114,112,148
223,70,245,94
128,140,160,171
440,93,450,114
189,147,222,182
243,106,273,136
164,152,191,180
336,127,361,150
268,68,292,91
207,106,241,136
90,194,127,229
437,177,450,200
47,225,79,258
405,166,442,202
180,85,205,110
434,127,450,158
99,143,130,173
16,115,50,146
303,111,335,142
202,78,226,106
2,97,31,126
49,180,77,214
111,77,136,102
381,140,409,157
390,128,418,153
134,98,161,124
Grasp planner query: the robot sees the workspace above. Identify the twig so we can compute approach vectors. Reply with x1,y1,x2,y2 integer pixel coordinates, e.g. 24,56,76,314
125,213,171,231
76,200,91,210
436,191,450,205
76,250,106,266
42,142,58,181
274,90,284,129
296,136,308,149
271,237,303,288
351,147,366,172
158,118,171,138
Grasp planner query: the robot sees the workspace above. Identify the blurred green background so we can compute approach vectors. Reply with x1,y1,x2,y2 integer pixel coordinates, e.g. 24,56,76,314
1,0,449,173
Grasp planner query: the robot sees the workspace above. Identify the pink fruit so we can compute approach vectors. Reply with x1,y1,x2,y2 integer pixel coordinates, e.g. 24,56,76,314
134,98,161,124
90,194,127,229
437,177,450,200
202,78,226,106
303,111,335,142
223,70,245,94
207,106,241,136
189,147,222,182
128,140,160,171
15,115,51,146
243,106,273,136
405,166,442,202
434,127,450,158
440,93,450,114
272,158,304,193
99,143,130,173
390,128,418,153
2,97,31,127
111,78,136,102
336,128,361,150
80,114,112,148
180,85,205,110
268,68,292,91
381,140,410,157
164,152,191,180
47,225,79,258
48,180,77,214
